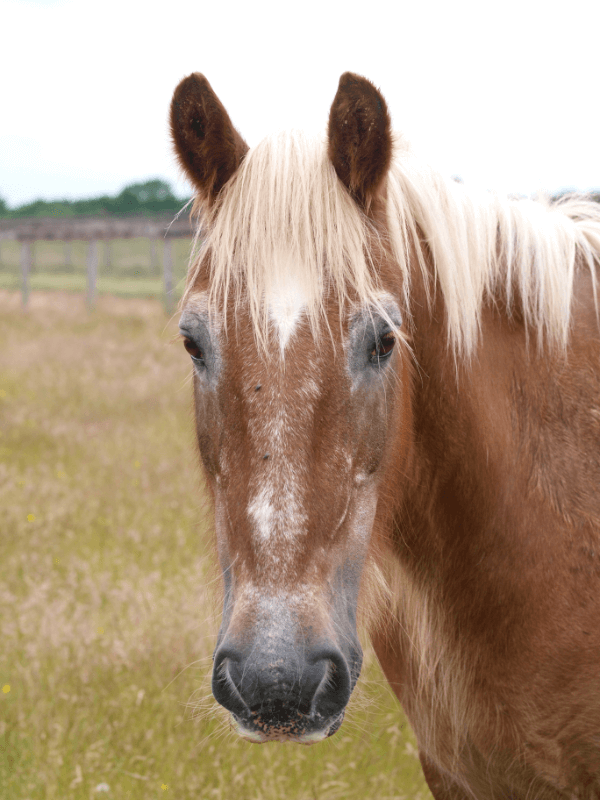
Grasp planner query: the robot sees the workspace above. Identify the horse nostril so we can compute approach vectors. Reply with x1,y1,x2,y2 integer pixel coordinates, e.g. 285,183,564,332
310,649,353,719
212,649,248,718
327,657,348,697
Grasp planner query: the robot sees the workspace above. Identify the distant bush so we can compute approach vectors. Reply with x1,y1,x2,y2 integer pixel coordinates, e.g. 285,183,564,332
0,179,191,219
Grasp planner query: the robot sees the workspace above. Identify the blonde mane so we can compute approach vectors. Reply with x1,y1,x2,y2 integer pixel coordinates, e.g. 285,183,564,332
182,129,600,357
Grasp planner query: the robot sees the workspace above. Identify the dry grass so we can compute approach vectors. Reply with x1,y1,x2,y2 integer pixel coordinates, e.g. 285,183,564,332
0,291,431,799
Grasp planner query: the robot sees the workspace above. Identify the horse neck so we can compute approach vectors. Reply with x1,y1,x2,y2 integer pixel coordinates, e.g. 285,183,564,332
393,259,522,591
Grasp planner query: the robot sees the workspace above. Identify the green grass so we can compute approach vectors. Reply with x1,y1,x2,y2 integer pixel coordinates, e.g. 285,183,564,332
0,271,173,300
0,291,432,800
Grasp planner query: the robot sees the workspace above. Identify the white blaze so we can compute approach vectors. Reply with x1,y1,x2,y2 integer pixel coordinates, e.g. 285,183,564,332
267,265,309,352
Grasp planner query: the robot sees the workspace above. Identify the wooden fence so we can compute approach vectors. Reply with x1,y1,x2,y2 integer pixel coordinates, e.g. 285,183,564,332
0,215,195,313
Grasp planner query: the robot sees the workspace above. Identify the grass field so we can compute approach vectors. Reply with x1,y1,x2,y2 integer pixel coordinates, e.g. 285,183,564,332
0,290,432,800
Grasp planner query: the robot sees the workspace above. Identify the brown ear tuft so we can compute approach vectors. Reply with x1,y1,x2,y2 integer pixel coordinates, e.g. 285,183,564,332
327,72,393,209
170,73,249,205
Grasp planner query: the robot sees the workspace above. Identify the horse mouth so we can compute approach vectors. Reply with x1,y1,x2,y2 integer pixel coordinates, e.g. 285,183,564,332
231,710,345,744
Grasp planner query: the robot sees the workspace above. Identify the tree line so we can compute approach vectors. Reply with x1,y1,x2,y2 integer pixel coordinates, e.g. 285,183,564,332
0,179,597,220
0,179,191,219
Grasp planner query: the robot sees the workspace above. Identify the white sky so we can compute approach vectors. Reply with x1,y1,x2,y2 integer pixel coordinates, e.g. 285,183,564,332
2,0,599,207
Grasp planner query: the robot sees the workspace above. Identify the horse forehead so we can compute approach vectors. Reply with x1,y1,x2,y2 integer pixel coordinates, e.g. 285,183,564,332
181,287,356,388
236,333,327,418
267,271,310,352
182,285,311,350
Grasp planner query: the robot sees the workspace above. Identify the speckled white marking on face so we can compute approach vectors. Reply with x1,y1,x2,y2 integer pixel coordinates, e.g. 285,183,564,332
248,487,275,542
247,469,306,554
245,366,316,564
237,588,324,640
247,400,309,556
267,268,309,352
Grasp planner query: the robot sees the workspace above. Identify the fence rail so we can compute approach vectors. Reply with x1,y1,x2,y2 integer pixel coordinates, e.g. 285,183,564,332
0,215,195,313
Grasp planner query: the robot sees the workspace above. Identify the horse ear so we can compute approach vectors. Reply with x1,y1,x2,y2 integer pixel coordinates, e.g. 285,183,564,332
170,73,249,206
328,72,393,209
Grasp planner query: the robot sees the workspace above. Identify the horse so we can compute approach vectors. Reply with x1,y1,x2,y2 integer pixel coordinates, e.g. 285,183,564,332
170,71,600,798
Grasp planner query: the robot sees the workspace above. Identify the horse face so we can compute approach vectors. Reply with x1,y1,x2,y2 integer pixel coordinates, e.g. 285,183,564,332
179,290,405,742
172,70,399,742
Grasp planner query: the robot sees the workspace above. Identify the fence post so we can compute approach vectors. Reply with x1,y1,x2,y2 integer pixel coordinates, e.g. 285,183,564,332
21,240,31,308
163,237,173,314
146,222,159,276
64,239,73,272
87,239,98,309
30,240,37,274
150,237,159,276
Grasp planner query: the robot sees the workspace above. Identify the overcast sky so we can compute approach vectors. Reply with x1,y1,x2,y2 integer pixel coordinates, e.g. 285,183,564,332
2,0,599,207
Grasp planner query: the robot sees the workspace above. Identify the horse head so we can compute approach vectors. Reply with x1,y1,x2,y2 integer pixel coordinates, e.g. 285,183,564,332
171,73,410,743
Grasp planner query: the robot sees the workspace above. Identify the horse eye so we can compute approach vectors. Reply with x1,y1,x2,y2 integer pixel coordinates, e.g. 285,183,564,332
371,332,396,362
183,337,204,361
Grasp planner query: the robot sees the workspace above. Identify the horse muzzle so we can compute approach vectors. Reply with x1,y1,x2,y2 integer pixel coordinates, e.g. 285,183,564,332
212,640,360,743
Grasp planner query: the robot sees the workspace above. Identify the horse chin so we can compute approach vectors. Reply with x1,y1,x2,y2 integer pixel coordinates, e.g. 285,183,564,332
231,711,345,745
